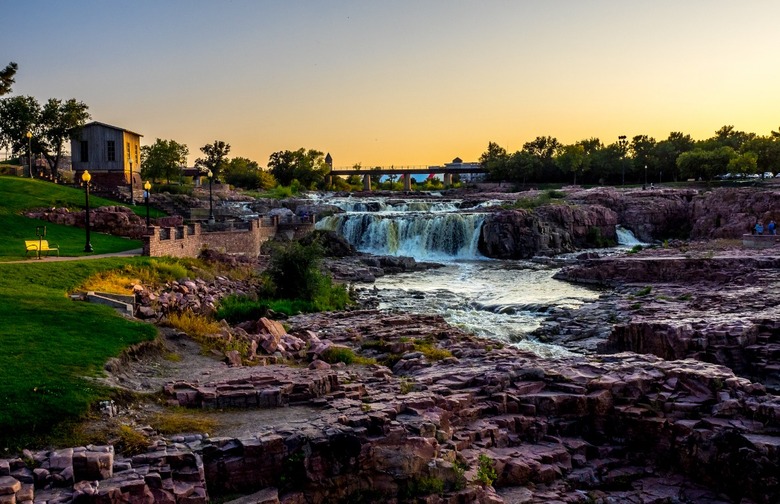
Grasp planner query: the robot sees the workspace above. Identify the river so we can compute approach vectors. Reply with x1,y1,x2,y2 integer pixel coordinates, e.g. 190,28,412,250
314,195,641,357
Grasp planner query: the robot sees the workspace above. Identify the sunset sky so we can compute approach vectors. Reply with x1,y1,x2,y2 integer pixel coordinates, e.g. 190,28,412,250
3,0,780,168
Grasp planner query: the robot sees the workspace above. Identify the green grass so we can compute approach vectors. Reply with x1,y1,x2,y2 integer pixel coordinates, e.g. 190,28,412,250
0,258,158,449
0,176,158,260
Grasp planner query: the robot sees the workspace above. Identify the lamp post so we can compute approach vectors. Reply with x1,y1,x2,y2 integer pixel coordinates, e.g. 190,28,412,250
645,164,648,187
129,158,135,205
82,170,93,252
618,135,628,186
207,169,214,223
25,131,32,178
144,180,152,228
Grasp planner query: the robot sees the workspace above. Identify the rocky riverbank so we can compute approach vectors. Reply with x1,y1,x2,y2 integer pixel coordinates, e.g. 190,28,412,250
9,187,780,503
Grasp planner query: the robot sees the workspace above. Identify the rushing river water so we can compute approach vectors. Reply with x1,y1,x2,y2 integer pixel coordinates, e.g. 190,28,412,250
315,195,635,357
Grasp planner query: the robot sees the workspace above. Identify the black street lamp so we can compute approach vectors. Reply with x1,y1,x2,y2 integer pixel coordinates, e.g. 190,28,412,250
129,157,135,205
645,164,648,186
144,180,152,228
207,169,214,223
25,131,32,178
618,135,628,185
82,170,93,252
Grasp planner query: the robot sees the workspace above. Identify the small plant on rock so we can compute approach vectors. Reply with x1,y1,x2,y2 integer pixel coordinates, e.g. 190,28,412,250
476,454,497,487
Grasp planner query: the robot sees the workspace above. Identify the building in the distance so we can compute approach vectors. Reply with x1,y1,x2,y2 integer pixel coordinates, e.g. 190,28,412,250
70,121,142,187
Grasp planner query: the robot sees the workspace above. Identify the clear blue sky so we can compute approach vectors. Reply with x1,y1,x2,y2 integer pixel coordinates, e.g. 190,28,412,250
3,0,780,167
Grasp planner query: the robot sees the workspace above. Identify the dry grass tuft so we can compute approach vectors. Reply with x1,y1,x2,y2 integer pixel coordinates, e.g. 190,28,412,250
149,409,217,435
167,312,221,339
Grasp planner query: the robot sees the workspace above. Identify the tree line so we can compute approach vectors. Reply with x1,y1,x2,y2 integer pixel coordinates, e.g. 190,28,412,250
479,125,780,186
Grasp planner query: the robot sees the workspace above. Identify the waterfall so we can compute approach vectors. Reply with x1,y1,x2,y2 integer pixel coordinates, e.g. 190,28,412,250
616,225,645,246
317,212,487,260
333,199,462,213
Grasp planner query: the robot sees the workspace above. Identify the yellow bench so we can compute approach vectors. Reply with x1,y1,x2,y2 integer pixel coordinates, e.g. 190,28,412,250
25,239,59,258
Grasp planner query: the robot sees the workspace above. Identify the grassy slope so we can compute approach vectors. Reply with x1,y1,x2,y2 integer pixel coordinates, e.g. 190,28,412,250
0,176,166,260
0,258,158,448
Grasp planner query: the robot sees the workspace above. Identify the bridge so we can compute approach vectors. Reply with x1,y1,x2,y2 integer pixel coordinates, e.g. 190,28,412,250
326,165,487,191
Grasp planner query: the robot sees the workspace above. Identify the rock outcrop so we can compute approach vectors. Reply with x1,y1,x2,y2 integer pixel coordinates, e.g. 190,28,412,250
478,204,618,259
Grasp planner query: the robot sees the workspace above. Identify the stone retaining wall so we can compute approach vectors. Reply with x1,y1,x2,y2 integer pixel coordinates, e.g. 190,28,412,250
143,220,277,258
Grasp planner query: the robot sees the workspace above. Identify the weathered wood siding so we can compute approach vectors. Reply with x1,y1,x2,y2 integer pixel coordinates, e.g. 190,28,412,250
70,124,142,184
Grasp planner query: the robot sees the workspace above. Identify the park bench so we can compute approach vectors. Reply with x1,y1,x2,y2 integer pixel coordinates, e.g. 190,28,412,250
25,239,59,258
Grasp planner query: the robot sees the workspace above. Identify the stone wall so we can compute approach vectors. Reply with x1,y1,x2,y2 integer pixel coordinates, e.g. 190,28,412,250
143,220,277,258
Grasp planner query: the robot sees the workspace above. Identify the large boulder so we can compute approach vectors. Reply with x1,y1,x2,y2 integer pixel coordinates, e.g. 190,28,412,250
478,204,617,259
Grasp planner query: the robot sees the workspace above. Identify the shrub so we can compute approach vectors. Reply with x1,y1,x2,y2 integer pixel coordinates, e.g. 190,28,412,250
115,425,150,456
216,295,270,323
321,346,356,365
264,240,351,312
476,454,497,487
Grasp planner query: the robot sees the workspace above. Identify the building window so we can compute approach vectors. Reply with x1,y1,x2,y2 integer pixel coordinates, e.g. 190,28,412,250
135,144,139,164
107,141,115,161
80,141,89,162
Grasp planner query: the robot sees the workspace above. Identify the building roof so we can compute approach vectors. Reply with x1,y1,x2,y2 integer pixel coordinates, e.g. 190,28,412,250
82,121,143,138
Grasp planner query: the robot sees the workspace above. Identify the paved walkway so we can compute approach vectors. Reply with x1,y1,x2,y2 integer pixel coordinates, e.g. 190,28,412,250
2,248,143,264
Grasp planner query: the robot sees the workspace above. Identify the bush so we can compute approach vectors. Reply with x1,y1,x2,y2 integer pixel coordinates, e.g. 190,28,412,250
476,454,497,486
264,240,350,311
153,183,193,195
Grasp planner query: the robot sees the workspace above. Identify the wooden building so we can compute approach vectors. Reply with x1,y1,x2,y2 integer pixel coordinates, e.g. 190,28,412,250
70,121,143,187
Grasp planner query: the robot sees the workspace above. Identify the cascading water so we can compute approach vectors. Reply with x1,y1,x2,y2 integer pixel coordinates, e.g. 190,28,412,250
616,225,646,247
315,194,600,357
317,212,486,260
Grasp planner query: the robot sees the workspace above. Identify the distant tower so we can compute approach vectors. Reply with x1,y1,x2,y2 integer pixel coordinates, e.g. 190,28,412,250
325,152,333,168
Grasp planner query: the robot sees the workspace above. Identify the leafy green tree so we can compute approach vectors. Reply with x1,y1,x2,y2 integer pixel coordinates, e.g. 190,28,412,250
141,138,189,183
223,156,275,189
522,136,561,181
479,142,509,181
740,136,780,173
555,144,587,185
0,62,18,96
676,149,708,180
0,95,40,156
0,95,89,176
506,150,539,186
588,143,625,185
267,148,329,188
39,98,90,177
653,132,694,182
195,140,230,180
727,151,758,176
630,135,656,181
709,125,752,151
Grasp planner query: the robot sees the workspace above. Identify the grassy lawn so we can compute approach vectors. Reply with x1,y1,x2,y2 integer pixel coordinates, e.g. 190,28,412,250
0,258,158,449
0,176,166,261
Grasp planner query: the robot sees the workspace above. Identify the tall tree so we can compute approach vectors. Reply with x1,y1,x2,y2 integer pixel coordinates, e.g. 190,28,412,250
0,95,40,155
39,98,90,177
0,95,89,176
555,144,587,185
267,148,329,188
195,140,230,179
522,136,561,181
223,156,274,189
141,138,189,183
629,135,657,180
0,62,18,96
478,141,509,181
